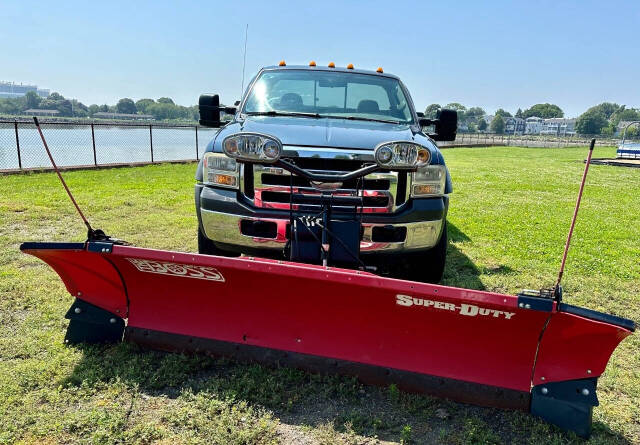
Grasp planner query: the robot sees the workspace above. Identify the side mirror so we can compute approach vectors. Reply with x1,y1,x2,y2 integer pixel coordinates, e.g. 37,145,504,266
198,94,237,128
416,111,425,118
419,108,457,141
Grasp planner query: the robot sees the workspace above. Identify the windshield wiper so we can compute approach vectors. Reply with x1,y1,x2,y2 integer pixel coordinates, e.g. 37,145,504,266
328,115,405,125
245,111,322,119
246,111,406,125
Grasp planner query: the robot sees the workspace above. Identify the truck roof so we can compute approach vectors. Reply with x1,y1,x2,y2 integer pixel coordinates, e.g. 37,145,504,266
261,65,400,80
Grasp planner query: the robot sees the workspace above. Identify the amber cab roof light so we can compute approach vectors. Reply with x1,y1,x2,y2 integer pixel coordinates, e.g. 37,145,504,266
275,61,383,73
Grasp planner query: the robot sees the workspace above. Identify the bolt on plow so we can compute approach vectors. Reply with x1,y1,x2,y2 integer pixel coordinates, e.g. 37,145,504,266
21,119,635,438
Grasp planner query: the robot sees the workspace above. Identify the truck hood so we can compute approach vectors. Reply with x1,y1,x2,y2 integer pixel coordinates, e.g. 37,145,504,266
217,115,426,150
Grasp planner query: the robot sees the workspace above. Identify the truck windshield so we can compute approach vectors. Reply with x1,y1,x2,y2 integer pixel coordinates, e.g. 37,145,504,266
243,70,414,124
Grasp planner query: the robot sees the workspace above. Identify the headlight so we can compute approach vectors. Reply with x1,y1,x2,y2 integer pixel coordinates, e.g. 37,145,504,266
374,142,431,169
411,164,447,197
222,133,282,163
203,152,238,188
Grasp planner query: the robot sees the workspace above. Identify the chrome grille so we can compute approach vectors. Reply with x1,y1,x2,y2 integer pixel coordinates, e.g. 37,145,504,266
241,149,407,213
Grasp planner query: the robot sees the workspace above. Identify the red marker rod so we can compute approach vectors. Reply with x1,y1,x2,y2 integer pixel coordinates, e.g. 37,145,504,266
33,116,94,234
554,138,596,295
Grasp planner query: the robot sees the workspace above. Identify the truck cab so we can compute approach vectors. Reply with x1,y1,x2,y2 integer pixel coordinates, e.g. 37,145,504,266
195,63,456,282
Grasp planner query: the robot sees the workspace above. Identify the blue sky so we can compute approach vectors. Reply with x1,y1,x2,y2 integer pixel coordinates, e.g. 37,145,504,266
3,0,638,117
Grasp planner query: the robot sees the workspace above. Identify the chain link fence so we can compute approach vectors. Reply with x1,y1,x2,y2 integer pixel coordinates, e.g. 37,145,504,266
2,119,637,172
0,120,219,172
439,132,639,148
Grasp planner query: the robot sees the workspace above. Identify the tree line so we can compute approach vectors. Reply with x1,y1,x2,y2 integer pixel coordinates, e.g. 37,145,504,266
573,103,640,136
2,92,639,135
424,102,564,133
425,102,639,136
0,91,199,122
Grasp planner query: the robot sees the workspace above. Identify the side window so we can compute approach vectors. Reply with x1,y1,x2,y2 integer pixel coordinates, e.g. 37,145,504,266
346,84,390,111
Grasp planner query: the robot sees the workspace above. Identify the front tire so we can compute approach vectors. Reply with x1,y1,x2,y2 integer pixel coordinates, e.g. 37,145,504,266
394,222,448,283
198,227,238,257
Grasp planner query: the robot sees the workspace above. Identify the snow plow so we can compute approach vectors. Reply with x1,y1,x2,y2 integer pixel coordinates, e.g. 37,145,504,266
21,118,635,438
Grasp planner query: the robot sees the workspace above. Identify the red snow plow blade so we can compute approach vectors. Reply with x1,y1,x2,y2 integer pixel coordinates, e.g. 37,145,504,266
21,241,634,438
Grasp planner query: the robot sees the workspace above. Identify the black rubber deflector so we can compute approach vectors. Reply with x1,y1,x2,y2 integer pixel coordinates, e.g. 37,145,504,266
64,298,125,344
559,303,636,332
531,378,598,438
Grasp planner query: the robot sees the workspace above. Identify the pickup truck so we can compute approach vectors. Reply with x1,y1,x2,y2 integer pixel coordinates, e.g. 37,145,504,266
195,62,457,282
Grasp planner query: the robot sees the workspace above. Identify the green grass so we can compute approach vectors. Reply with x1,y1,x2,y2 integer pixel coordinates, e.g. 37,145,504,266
1,146,638,444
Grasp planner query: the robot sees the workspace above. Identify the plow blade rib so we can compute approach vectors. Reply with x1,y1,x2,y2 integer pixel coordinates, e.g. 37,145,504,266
21,241,635,438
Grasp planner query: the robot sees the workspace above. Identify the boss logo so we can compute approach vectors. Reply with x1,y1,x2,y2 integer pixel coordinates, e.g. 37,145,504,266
126,258,225,282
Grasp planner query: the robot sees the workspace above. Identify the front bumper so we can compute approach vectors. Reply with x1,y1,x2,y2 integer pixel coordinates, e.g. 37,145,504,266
196,185,448,254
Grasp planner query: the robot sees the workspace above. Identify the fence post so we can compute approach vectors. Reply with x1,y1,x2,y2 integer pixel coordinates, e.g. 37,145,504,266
91,123,97,166
149,125,154,163
14,121,22,170
195,126,199,160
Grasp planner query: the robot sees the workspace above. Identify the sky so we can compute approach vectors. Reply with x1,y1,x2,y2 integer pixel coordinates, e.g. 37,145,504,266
2,0,639,117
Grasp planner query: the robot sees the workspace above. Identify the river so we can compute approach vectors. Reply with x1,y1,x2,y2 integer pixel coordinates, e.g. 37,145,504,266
0,122,219,170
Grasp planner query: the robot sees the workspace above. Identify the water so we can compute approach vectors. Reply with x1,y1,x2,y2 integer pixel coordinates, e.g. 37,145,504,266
0,123,219,170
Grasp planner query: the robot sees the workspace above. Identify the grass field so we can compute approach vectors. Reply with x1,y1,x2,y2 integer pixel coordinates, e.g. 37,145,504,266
1,146,638,444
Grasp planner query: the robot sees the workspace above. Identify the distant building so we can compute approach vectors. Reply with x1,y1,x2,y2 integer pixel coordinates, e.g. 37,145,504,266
483,115,494,128
525,117,543,134
503,117,526,135
540,118,576,136
481,115,525,134
93,112,154,120
24,109,59,116
0,81,50,99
